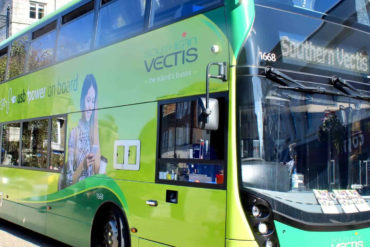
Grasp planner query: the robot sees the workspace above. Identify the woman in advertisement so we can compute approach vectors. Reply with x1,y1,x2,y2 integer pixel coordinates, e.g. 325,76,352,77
65,74,101,186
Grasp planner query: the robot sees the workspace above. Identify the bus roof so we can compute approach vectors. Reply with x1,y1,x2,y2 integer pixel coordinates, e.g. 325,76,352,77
0,0,82,47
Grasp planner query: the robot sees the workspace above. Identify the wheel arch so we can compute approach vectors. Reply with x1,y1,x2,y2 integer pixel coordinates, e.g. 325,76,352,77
90,200,131,247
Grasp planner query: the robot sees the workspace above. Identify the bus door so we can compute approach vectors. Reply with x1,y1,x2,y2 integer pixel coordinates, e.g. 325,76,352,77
140,96,227,246
138,183,227,247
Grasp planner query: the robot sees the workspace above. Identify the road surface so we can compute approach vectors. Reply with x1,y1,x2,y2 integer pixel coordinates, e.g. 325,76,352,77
0,219,69,247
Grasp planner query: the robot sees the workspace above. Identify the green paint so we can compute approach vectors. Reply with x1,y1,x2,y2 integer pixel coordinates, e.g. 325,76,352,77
275,221,370,247
0,9,232,246
225,0,255,59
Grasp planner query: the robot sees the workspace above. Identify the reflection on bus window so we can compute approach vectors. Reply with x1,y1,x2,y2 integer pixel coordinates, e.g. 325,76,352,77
257,0,370,27
158,98,225,185
0,47,7,82
1,123,21,166
21,119,49,169
96,0,146,47
50,117,66,170
9,35,29,79
149,0,223,28
158,161,224,184
160,101,224,160
56,6,94,61
28,22,57,71
239,77,370,193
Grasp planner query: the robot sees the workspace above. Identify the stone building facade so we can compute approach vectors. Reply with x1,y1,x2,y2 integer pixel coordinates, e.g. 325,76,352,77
0,0,72,42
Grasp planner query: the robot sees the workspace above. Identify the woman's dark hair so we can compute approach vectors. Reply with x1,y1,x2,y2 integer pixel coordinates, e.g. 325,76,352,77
80,74,98,111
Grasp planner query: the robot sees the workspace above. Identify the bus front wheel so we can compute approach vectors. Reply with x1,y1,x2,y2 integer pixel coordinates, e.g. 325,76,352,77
92,206,128,247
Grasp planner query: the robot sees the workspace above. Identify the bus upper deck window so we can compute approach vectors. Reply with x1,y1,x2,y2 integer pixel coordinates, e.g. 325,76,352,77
95,0,146,47
149,0,223,28
9,34,29,79
0,47,8,82
56,1,94,61
28,21,57,72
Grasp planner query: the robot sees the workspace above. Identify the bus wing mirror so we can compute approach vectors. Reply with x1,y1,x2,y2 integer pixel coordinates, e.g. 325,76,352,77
197,97,219,130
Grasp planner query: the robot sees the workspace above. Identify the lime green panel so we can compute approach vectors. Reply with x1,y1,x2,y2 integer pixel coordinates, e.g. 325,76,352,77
121,181,226,247
139,238,172,247
128,146,137,165
226,66,255,241
275,221,370,247
0,167,19,224
0,11,229,123
117,145,125,164
226,239,259,247
0,167,59,234
131,236,139,247
225,0,255,59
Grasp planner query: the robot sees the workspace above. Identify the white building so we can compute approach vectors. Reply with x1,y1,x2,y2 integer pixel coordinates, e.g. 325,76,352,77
0,0,73,42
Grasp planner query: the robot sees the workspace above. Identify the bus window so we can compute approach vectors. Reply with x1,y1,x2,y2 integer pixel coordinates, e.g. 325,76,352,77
157,98,226,186
1,123,21,166
149,0,223,28
8,34,29,79
0,47,7,82
56,1,94,61
95,0,146,47
256,0,370,28
21,119,49,169
50,117,66,170
28,21,57,72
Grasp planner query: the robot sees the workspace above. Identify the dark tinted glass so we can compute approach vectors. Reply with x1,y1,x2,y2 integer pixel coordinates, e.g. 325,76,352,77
1,123,21,166
28,27,56,71
21,119,49,168
158,161,224,184
96,0,146,47
256,0,370,28
56,10,94,61
30,4,36,18
149,0,222,28
9,35,29,79
238,75,370,218
158,98,225,186
0,48,7,82
238,5,370,82
50,117,66,170
160,101,224,160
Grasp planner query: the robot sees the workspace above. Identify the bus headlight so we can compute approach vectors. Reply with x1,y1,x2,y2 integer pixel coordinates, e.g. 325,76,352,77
265,239,274,247
252,205,261,217
258,223,268,234
240,190,281,247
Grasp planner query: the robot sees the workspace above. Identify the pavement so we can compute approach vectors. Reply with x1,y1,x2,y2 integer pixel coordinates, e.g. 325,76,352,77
0,219,69,247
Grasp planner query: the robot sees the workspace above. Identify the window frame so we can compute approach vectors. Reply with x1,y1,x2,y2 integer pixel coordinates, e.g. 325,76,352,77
156,93,228,189
0,114,67,173
30,2,46,20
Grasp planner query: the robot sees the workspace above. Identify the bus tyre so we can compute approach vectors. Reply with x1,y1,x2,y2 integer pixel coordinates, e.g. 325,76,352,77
92,207,128,247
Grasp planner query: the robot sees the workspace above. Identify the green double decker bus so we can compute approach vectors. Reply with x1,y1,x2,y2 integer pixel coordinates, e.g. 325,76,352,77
0,0,369,246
